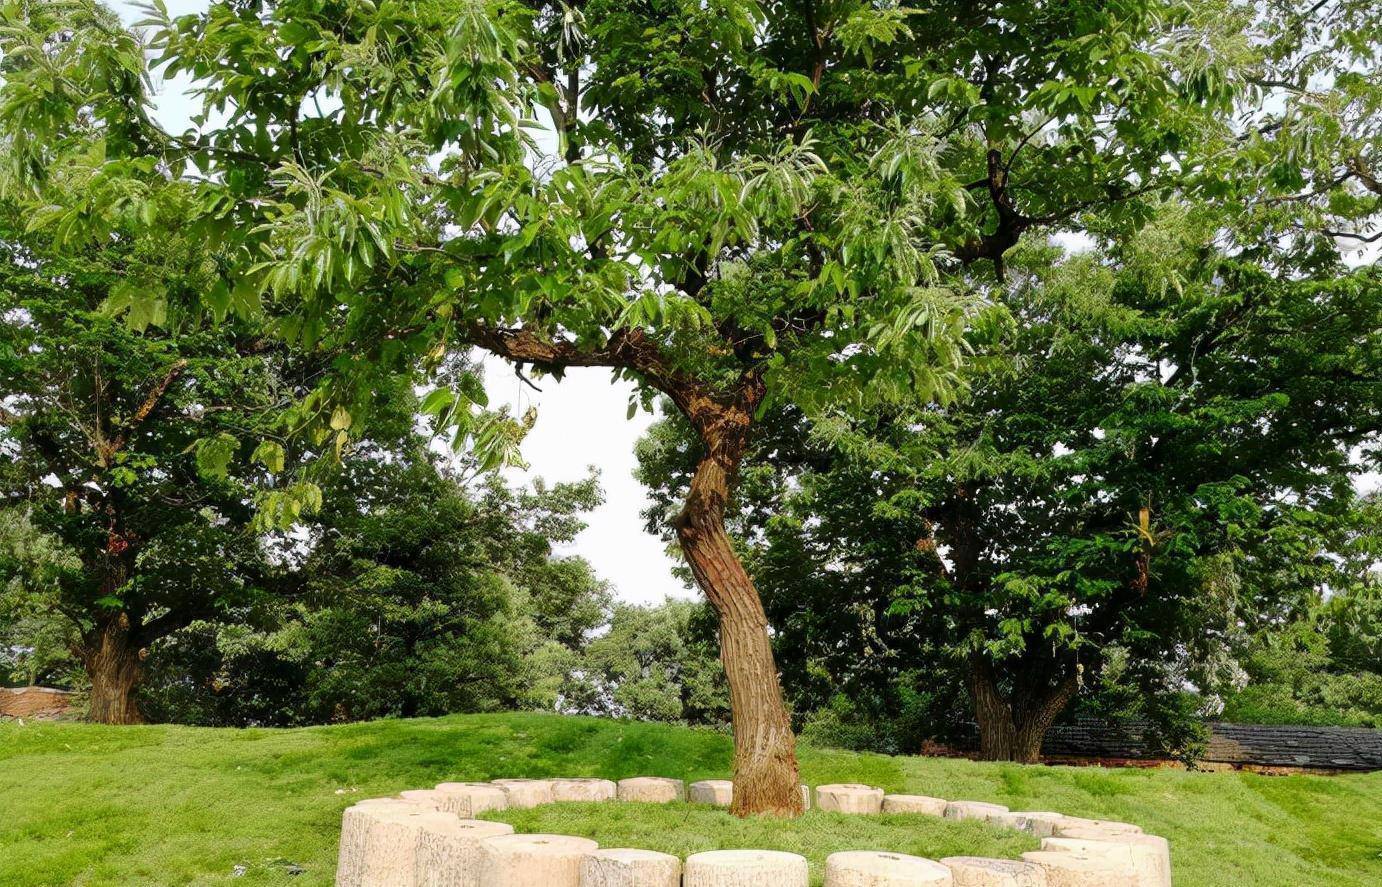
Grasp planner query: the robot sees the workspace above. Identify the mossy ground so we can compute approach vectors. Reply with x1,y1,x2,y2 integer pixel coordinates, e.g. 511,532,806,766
1,712,1379,886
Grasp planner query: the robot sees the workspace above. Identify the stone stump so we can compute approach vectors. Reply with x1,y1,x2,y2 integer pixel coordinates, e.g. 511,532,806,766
943,801,1009,823
435,782,509,818
551,778,618,803
493,779,557,809
689,780,735,806
399,789,447,810
1042,834,1170,887
992,812,1065,838
416,819,515,887
479,834,600,887
617,776,685,803
815,784,885,814
579,848,682,887
357,796,434,811
1051,818,1142,838
337,802,455,887
881,794,947,816
940,857,1048,887
800,784,812,811
824,850,954,887
684,850,809,887
1020,852,1131,887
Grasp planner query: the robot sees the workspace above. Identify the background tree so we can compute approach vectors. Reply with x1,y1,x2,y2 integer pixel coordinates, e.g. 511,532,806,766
0,0,1295,811
0,509,85,688
0,194,334,723
140,452,611,726
565,599,729,726
1220,494,1382,729
640,216,1381,760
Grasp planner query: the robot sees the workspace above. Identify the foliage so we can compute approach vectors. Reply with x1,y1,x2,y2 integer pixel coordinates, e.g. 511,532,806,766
140,453,610,726
0,509,83,687
0,192,324,716
1221,555,1382,729
565,599,728,725
638,215,1382,751
0,0,1307,505
3,713,1382,886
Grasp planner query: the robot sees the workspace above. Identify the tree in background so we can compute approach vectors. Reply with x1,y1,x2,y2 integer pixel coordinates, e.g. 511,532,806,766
565,599,729,726
0,195,332,723
140,453,611,727
0,510,85,688
1221,494,1382,729
640,213,1381,760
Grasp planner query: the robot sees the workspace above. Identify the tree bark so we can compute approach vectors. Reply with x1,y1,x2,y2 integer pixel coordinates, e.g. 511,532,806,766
676,453,802,816
82,613,145,725
968,655,1079,763
670,374,803,817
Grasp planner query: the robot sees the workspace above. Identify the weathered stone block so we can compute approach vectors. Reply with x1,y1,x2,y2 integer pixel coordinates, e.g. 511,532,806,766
479,834,600,887
1051,817,1142,838
616,776,685,803
416,819,515,887
492,779,557,809
689,779,735,806
398,789,447,810
824,850,953,887
1020,851,1131,887
943,801,1010,823
337,803,454,887
551,778,619,802
881,794,948,816
435,782,509,818
940,857,1048,887
684,850,809,887
991,812,1065,838
815,784,885,814
579,848,681,887
1041,834,1170,887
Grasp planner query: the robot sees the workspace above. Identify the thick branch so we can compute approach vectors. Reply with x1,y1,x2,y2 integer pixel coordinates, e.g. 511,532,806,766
100,359,188,464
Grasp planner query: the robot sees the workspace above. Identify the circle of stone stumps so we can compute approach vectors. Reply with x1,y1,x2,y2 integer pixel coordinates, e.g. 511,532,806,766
337,775,1173,887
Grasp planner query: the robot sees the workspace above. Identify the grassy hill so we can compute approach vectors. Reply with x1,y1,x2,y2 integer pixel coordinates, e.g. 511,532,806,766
1,712,1379,886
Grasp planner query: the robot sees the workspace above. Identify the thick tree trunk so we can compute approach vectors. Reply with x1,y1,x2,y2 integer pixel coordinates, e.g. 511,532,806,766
675,452,802,818
968,655,1078,764
83,613,145,725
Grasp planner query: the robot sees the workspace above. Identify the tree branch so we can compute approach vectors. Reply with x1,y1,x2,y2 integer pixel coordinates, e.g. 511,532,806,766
101,359,187,464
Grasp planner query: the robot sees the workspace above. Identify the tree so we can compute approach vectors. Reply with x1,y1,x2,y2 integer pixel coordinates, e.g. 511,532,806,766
1220,495,1382,729
0,193,341,723
566,599,729,726
139,453,611,727
640,218,1382,761
1,0,1270,811
0,509,85,688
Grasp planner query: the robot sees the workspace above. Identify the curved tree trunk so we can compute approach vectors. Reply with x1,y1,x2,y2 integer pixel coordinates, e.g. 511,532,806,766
83,613,145,725
969,655,1078,763
675,446,802,817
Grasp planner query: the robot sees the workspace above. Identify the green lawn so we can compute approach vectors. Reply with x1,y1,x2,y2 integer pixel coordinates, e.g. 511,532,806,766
1,713,1379,886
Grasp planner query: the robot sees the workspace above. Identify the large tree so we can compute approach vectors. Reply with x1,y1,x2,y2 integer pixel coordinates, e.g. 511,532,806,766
3,0,1265,810
0,196,325,723
641,220,1382,761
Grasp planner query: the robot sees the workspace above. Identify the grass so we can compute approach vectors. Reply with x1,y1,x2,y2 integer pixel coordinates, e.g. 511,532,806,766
0,712,1378,886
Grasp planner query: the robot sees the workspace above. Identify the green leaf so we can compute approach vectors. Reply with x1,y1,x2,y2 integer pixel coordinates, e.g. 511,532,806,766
194,433,239,479
251,440,286,474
